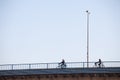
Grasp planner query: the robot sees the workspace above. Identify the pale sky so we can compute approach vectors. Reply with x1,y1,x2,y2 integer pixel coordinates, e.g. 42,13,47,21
0,0,120,64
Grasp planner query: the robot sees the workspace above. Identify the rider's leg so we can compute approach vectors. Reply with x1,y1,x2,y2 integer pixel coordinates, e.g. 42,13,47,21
98,63,101,68
61,64,66,69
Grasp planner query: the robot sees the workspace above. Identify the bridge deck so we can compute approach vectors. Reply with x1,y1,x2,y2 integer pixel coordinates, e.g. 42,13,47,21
0,67,120,76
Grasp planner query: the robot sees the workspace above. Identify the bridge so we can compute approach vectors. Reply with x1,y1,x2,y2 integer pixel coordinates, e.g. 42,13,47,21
0,61,120,80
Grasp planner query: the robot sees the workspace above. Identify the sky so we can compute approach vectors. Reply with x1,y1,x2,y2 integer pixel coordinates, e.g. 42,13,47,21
0,0,120,64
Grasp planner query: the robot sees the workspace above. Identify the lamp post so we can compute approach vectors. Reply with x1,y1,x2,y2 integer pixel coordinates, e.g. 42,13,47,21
86,10,90,68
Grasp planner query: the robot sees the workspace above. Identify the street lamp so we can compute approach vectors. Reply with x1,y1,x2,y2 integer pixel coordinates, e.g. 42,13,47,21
86,10,90,68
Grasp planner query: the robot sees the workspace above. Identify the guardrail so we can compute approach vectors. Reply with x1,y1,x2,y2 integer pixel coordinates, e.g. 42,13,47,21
0,61,120,70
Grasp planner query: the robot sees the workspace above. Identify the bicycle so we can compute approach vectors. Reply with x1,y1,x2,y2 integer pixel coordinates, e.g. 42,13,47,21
57,63,67,69
94,62,105,68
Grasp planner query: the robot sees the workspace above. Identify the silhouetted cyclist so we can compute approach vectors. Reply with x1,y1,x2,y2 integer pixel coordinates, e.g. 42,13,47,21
95,59,102,68
98,59,102,67
61,59,65,65
58,59,66,68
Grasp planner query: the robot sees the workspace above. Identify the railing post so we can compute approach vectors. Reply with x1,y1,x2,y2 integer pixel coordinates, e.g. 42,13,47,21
83,62,85,68
47,63,48,69
29,64,31,69
11,64,13,70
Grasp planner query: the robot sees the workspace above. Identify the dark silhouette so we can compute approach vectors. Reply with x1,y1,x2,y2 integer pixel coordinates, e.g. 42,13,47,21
98,59,102,67
58,59,66,68
95,59,103,68
61,59,65,65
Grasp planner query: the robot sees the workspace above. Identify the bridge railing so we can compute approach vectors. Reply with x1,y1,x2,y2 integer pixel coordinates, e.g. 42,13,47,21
0,61,120,70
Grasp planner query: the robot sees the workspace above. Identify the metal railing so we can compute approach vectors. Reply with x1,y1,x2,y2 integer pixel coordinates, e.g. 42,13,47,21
0,61,120,70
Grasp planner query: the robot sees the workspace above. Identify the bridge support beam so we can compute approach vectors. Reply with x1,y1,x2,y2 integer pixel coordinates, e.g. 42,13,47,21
0,73,120,80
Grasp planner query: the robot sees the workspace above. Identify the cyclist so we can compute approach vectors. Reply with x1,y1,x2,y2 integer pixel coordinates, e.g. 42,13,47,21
98,59,102,67
59,59,66,68
95,59,102,68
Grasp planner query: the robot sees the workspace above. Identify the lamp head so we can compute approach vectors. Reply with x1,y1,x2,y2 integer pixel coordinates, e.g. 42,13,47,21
86,10,90,14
